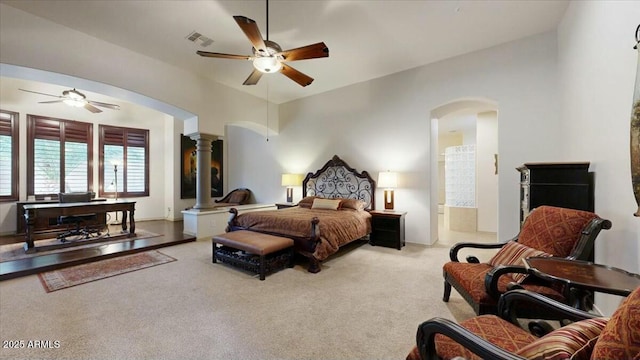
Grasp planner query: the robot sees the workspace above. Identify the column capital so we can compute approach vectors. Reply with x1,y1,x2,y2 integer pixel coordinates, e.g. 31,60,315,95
186,132,218,142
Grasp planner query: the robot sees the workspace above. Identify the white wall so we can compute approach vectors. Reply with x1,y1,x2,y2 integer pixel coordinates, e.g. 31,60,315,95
225,124,281,204
461,126,477,146
477,111,498,232
558,0,640,315
228,32,562,245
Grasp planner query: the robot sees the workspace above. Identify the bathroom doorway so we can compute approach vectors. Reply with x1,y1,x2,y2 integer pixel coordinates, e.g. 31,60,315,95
430,99,498,246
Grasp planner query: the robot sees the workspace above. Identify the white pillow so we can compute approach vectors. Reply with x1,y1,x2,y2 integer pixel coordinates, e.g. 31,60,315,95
311,198,342,210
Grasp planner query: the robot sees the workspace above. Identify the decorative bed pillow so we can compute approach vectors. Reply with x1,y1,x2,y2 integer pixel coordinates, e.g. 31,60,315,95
297,196,318,208
488,241,552,283
515,317,608,360
340,198,366,211
311,198,342,210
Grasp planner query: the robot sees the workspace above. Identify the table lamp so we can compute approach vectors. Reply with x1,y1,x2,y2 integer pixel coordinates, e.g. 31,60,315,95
281,173,303,203
378,171,398,210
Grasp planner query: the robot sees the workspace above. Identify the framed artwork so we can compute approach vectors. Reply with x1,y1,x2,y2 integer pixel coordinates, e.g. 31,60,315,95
180,135,223,199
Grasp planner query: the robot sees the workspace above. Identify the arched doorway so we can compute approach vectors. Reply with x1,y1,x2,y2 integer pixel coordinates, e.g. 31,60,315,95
430,98,498,245
0,64,199,224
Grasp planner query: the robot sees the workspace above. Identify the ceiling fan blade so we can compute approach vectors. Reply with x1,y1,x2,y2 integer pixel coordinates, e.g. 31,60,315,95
84,103,102,113
278,42,329,62
280,64,314,87
88,100,120,110
197,51,252,60
19,88,62,98
243,69,263,86
233,16,267,53
38,100,64,104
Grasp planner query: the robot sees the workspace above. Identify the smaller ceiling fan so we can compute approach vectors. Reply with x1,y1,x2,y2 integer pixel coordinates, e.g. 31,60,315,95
19,88,120,113
197,1,329,87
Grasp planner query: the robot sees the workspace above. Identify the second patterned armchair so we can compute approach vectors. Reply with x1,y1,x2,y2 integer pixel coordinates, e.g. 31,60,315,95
408,287,640,360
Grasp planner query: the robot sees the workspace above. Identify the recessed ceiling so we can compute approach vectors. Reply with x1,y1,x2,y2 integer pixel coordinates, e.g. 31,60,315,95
1,0,569,104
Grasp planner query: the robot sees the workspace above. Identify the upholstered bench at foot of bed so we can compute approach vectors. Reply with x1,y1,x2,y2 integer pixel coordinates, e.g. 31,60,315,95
212,230,294,280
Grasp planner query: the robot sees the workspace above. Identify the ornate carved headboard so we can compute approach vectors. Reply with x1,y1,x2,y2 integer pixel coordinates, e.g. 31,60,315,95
302,155,376,210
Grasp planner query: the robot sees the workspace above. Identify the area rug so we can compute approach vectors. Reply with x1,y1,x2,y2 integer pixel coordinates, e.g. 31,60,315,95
37,250,176,292
0,229,162,262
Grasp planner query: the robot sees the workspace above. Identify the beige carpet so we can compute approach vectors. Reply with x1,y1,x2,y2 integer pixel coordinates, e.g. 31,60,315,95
0,239,478,360
38,251,176,292
0,229,162,262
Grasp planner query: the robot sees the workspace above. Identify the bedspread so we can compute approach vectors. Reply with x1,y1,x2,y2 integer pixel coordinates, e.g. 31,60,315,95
233,207,372,261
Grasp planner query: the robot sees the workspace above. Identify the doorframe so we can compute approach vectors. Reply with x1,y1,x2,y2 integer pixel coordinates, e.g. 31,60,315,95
429,98,498,244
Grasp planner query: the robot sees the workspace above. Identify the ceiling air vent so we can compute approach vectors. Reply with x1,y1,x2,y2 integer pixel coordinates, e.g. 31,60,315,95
186,31,213,48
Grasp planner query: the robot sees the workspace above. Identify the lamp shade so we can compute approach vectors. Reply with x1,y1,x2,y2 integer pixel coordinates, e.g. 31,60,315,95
377,171,398,189
63,98,87,107
281,173,303,187
253,56,282,73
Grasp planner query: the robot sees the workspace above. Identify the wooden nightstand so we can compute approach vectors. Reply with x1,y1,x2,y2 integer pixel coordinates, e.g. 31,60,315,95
369,210,407,250
275,202,298,209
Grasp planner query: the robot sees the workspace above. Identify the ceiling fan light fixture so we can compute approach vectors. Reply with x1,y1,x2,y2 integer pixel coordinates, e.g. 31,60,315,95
63,98,87,107
196,8,327,86
253,56,282,73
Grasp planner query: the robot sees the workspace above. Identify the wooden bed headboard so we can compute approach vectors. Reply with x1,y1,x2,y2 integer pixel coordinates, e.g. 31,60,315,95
302,155,376,210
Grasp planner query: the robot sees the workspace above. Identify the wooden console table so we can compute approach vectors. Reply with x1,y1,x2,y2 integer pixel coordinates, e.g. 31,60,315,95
16,199,107,236
22,200,136,253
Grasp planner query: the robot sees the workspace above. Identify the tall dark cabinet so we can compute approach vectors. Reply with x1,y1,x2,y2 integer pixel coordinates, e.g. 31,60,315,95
517,162,593,225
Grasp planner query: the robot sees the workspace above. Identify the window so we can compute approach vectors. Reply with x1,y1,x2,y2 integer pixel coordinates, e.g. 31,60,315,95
99,125,149,198
0,110,19,202
27,115,93,197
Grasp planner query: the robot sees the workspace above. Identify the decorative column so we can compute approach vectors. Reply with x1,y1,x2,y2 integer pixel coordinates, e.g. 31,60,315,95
189,133,217,210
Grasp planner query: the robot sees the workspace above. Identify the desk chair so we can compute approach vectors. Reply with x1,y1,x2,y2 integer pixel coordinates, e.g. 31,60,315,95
57,192,100,242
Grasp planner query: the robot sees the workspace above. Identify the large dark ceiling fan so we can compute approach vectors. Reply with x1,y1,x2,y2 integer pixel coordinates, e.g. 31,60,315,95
19,88,120,113
197,1,329,87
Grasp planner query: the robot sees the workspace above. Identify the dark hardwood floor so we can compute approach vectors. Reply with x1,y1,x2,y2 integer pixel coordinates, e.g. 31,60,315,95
0,220,195,281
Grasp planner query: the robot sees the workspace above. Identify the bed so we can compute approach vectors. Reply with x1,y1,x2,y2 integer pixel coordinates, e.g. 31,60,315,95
227,155,376,273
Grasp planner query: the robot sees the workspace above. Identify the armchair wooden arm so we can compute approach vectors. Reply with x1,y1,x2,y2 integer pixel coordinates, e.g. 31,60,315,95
567,217,612,261
484,265,530,299
498,289,598,323
417,317,526,360
449,241,507,262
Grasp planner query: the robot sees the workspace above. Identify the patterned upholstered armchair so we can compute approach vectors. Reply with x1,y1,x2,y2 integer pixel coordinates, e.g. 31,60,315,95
213,188,252,207
407,287,640,360
442,206,611,317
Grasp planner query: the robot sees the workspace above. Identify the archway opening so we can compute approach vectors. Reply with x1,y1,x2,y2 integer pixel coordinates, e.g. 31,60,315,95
430,98,498,246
